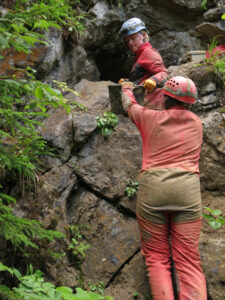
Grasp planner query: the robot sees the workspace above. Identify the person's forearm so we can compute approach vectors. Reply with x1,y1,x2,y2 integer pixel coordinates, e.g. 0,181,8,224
121,87,137,112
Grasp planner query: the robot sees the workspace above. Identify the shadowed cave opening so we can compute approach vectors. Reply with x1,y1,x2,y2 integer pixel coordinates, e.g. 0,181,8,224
93,48,133,83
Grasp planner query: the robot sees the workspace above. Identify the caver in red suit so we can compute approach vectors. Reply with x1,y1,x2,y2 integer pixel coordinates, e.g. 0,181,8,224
119,18,168,110
129,41,168,110
120,77,207,300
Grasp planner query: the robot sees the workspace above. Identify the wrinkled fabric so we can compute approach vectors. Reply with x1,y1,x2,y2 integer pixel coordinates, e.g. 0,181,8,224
121,88,203,174
129,42,168,110
137,168,202,224
138,215,207,300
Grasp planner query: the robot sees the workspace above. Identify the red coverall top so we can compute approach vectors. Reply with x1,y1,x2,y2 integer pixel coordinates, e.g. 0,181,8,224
122,89,203,174
129,42,168,110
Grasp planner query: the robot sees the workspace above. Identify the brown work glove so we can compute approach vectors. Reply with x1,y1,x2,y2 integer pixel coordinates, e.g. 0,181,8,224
121,81,134,90
118,78,128,84
144,78,157,92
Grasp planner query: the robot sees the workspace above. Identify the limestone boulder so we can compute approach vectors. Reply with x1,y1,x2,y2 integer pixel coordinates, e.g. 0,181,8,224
67,79,112,113
41,109,73,162
72,115,142,200
194,21,225,43
200,111,225,191
73,113,97,145
66,189,140,283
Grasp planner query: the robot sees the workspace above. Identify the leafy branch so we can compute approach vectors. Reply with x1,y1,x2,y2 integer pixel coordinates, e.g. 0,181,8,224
0,0,86,57
0,190,64,251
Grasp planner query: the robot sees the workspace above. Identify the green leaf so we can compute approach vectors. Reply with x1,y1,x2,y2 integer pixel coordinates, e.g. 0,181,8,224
0,262,14,275
203,207,214,213
201,0,207,10
34,86,44,100
33,20,61,30
212,209,222,216
73,288,104,300
209,221,222,230
0,193,16,204
0,33,9,49
202,214,214,221
44,86,61,96
21,35,40,45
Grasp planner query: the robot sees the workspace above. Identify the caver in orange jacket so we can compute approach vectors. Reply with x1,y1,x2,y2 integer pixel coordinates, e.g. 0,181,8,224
129,42,168,110
121,87,207,300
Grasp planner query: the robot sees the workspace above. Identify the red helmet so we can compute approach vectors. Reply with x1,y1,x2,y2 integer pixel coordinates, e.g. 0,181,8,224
162,76,197,104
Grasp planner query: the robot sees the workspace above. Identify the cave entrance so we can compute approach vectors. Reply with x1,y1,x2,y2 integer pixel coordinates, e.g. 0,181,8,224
93,48,133,83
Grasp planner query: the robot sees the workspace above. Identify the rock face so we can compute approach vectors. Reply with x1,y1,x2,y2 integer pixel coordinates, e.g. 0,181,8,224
1,1,225,299
9,59,224,299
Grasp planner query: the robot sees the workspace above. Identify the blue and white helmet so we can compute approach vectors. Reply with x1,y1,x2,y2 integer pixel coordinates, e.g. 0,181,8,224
119,18,146,38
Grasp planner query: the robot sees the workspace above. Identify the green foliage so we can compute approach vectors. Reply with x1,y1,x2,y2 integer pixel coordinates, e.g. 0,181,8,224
133,291,139,299
143,293,150,300
0,284,21,300
125,180,139,197
213,55,225,85
203,207,225,229
53,80,87,111
0,262,14,275
68,238,90,259
96,112,118,137
205,37,225,85
206,36,218,57
0,265,114,300
53,80,79,96
201,0,225,20
201,0,208,10
88,281,105,295
0,72,72,180
67,225,90,260
0,0,85,287
0,192,64,251
201,0,225,23
0,0,85,55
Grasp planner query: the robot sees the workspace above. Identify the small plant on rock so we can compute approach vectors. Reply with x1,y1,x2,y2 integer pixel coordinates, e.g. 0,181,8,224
67,225,90,260
203,37,225,86
125,180,139,197
96,112,118,137
88,281,105,295
203,207,225,229
133,291,139,299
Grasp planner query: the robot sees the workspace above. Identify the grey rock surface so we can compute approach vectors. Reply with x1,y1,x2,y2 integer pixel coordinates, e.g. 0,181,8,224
41,109,73,161
73,115,141,200
73,113,97,144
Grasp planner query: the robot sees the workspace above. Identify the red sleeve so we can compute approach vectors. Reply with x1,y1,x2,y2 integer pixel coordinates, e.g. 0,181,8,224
138,47,168,85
